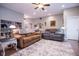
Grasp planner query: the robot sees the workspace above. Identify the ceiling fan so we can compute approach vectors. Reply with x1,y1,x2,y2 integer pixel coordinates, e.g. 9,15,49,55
32,3,50,10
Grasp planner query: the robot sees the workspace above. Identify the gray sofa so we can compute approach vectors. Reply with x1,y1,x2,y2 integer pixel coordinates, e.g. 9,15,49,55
42,29,64,41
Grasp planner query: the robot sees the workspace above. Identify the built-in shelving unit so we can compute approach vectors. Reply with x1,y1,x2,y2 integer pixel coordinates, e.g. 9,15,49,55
0,19,22,39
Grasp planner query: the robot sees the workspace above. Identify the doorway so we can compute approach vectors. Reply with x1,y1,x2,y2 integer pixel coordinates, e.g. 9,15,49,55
65,16,79,40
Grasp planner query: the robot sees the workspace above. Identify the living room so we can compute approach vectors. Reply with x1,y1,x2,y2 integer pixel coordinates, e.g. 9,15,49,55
0,3,79,56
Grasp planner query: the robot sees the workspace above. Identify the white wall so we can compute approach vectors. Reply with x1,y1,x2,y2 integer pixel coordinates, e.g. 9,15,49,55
22,18,42,32
0,6,23,22
64,6,79,40
23,14,63,32
41,14,63,30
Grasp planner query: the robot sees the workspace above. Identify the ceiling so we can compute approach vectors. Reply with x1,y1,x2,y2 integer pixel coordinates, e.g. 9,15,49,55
0,3,79,18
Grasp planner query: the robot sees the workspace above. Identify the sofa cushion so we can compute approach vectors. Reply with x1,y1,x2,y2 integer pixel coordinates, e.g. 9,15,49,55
23,35,40,44
23,37,33,43
32,35,40,39
26,33,32,37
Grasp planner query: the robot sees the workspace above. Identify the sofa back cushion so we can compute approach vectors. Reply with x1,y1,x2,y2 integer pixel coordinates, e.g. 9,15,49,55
31,32,40,35
26,33,32,37
45,29,57,33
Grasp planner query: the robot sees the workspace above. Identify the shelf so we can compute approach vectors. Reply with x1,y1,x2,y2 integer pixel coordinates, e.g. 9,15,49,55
0,19,22,38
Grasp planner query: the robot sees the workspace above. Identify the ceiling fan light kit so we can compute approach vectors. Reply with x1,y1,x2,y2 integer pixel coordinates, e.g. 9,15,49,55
32,3,50,10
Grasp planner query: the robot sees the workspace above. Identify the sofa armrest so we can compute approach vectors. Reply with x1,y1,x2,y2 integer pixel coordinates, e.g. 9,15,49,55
17,37,24,48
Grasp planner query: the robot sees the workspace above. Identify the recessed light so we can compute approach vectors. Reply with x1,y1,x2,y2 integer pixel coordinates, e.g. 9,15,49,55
44,10,47,12
48,13,51,15
33,12,36,15
62,5,65,8
24,15,29,18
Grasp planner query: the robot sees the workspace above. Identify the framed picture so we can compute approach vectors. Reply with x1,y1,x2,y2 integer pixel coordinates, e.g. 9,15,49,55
50,21,56,27
30,23,32,29
34,24,37,27
39,23,42,28
45,22,46,26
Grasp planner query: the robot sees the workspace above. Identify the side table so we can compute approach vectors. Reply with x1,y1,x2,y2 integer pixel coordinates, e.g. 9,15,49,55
0,38,17,56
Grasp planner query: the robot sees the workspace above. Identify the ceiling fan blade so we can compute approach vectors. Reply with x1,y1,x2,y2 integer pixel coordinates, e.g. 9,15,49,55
32,3,40,5
42,8,45,10
44,4,50,6
35,7,38,9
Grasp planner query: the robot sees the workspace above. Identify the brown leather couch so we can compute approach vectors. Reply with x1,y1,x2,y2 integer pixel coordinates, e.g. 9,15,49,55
14,32,41,48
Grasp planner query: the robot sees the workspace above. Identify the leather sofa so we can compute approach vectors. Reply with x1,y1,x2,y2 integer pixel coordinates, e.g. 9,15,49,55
42,29,64,41
14,32,41,48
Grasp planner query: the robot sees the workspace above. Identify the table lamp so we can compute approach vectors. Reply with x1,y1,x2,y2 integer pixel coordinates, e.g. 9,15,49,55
9,25,16,38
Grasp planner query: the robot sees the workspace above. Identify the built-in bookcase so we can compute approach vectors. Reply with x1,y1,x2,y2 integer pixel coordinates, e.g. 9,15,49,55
0,19,22,39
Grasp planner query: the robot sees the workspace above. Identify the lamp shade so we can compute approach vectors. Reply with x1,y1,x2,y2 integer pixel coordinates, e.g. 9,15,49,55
61,26,65,29
9,25,16,29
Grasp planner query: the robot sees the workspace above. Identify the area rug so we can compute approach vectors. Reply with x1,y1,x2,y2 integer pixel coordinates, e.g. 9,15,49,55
11,39,75,56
